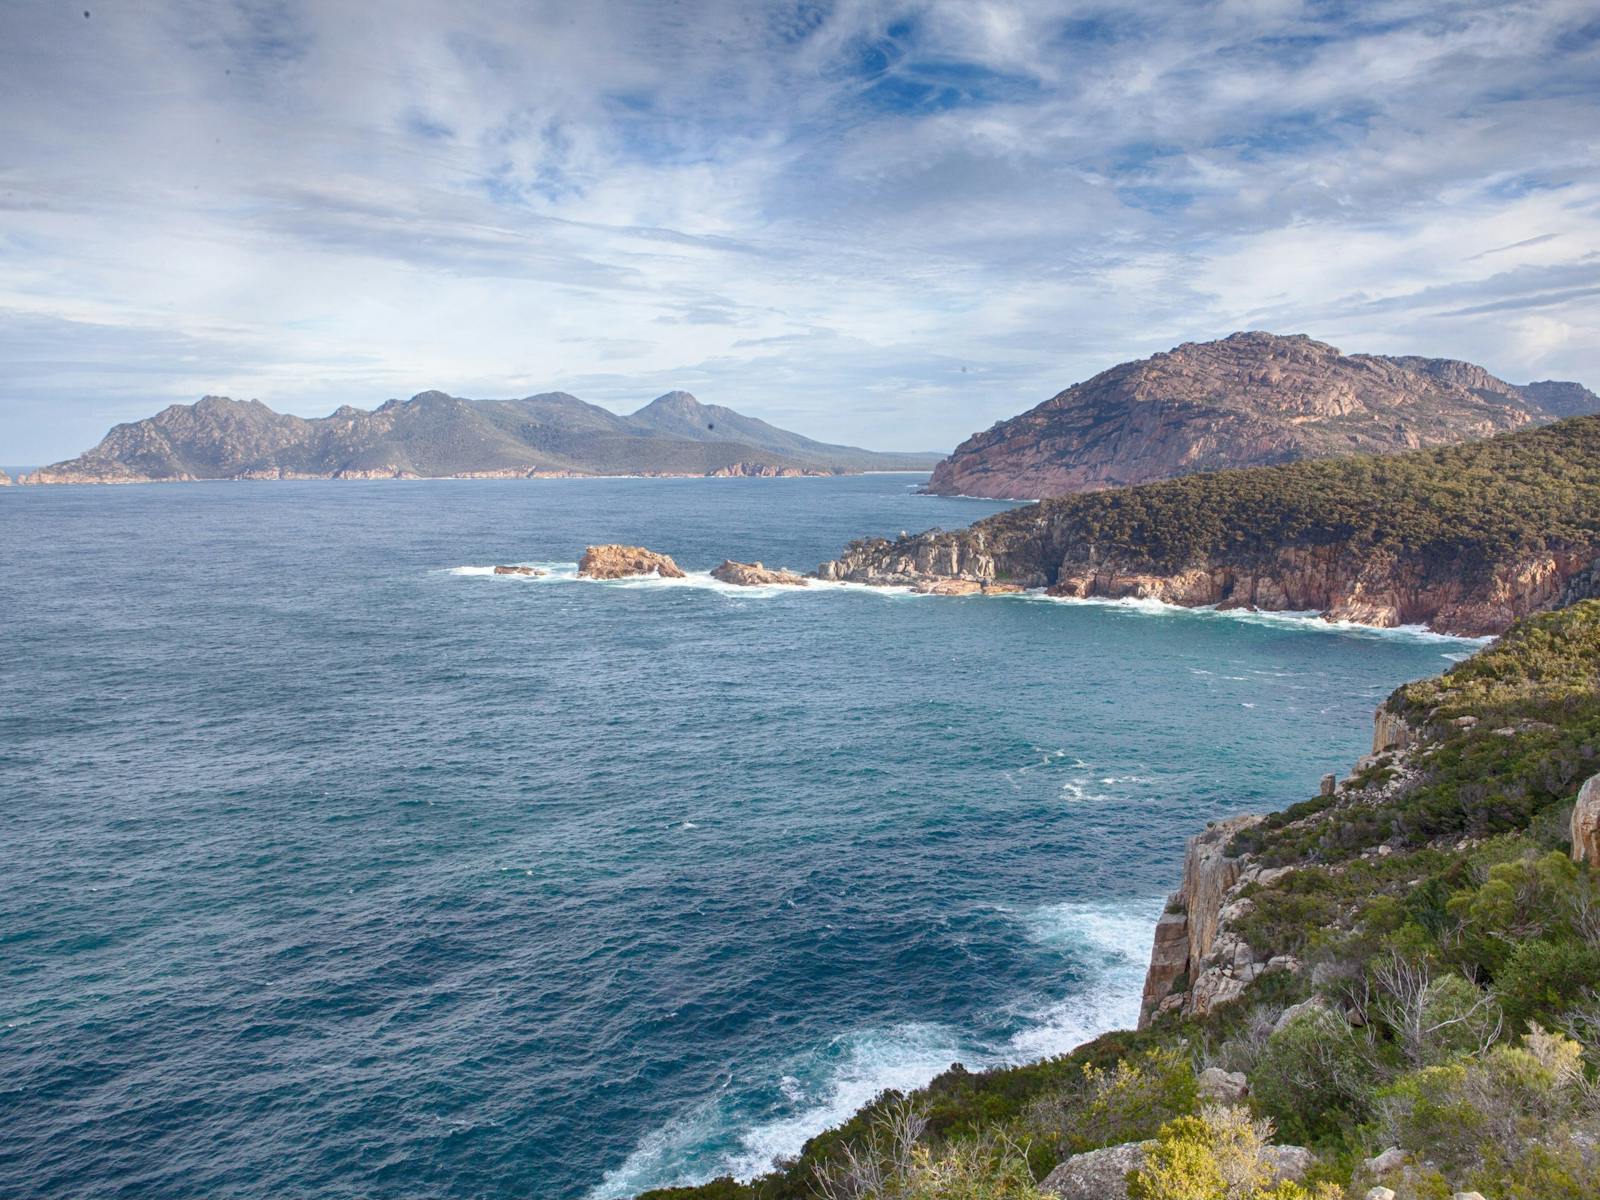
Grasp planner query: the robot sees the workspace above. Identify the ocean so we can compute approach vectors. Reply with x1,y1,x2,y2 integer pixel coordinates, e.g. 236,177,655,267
0,475,1468,1199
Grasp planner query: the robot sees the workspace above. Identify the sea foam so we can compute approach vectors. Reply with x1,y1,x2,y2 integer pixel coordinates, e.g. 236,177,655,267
588,895,1163,1199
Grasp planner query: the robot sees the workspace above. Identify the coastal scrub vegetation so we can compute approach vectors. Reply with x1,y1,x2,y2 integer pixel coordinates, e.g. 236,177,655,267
984,414,1600,579
638,602,1600,1200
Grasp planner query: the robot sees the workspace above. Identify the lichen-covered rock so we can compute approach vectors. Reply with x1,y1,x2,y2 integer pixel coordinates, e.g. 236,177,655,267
1197,1067,1249,1103
1039,1135,1313,1199
578,545,686,579
1038,1141,1149,1199
709,560,808,587
1572,773,1600,867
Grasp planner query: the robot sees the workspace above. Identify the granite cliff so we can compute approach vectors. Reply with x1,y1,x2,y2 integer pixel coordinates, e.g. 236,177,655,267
926,332,1599,499
819,415,1600,636
24,390,936,484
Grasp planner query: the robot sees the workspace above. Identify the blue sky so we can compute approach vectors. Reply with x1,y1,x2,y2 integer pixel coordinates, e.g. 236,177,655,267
2,0,1599,462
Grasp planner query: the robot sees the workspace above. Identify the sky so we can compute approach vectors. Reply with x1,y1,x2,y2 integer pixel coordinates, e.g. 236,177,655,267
2,0,1599,464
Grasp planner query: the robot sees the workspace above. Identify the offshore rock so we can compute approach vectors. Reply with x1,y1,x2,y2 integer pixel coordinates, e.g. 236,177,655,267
1572,774,1600,867
913,578,983,595
493,565,544,576
577,545,686,580
925,331,1596,499
709,560,809,587
0,469,12,485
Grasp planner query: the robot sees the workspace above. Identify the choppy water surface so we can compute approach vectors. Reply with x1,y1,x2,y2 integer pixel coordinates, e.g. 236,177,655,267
0,476,1465,1198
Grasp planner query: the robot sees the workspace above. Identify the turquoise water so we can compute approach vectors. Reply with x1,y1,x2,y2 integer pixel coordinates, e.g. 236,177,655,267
0,476,1467,1199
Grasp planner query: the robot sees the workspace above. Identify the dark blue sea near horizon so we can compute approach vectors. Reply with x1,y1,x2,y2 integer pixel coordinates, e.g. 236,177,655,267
1,475,1471,1199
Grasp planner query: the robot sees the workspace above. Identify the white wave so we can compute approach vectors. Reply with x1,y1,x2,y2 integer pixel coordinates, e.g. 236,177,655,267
587,1023,968,1199
589,896,1163,1199
1021,590,1491,644
1007,896,1165,1059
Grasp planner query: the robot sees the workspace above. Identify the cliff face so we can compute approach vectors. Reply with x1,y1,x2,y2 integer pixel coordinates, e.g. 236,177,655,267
926,332,1598,500
25,391,935,484
819,416,1600,636
818,526,1600,637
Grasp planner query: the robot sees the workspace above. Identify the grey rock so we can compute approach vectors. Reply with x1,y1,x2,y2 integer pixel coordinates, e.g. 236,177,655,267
1363,1146,1407,1175
1365,1189,1396,1200
1196,1067,1249,1103
1039,1141,1149,1199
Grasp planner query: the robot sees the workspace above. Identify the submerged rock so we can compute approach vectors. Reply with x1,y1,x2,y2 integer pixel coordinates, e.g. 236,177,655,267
577,545,686,579
493,565,544,576
709,560,809,587
913,578,983,595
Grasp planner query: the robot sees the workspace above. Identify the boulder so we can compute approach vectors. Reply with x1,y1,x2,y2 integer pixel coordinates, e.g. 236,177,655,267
1572,773,1600,867
493,565,544,576
1452,1194,1487,1200
1366,1189,1396,1200
1261,1144,1315,1180
1273,996,1335,1034
1363,1147,1407,1176
1039,1136,1312,1199
577,545,686,580
709,560,809,587
1196,1067,1249,1103
1039,1141,1148,1199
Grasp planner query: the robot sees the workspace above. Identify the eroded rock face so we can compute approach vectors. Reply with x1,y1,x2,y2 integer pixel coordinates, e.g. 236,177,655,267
709,560,809,587
1572,774,1600,867
0,469,12,486
818,510,1594,636
1138,814,1263,1026
924,331,1587,500
493,565,544,576
577,545,686,579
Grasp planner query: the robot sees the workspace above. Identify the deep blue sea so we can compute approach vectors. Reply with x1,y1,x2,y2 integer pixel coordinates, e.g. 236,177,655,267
1,475,1471,1199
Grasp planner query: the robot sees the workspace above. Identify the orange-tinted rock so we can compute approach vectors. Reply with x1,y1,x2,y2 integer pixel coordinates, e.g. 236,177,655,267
577,545,686,579
709,560,809,586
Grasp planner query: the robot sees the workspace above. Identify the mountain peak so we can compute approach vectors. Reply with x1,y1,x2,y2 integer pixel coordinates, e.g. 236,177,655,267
636,390,702,413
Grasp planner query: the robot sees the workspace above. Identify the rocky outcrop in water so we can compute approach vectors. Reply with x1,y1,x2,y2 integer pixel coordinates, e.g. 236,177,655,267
709,560,809,586
493,565,544,576
0,469,12,485
25,390,935,485
926,332,1598,500
577,545,686,580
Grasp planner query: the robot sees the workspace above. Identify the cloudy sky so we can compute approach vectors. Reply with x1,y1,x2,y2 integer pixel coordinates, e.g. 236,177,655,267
3,0,1598,463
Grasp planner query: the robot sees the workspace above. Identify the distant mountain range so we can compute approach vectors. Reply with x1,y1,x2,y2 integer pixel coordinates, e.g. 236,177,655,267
19,390,939,484
924,331,1600,499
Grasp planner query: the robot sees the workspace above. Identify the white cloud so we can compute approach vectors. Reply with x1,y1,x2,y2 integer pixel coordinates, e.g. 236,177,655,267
0,0,1597,463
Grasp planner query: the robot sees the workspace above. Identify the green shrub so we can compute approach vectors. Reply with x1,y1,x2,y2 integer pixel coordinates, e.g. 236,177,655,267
1249,1011,1374,1145
1027,1046,1198,1157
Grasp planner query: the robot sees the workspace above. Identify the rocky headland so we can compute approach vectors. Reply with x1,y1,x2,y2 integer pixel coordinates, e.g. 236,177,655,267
926,331,1599,500
639,600,1600,1200
819,415,1600,636
24,390,935,485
